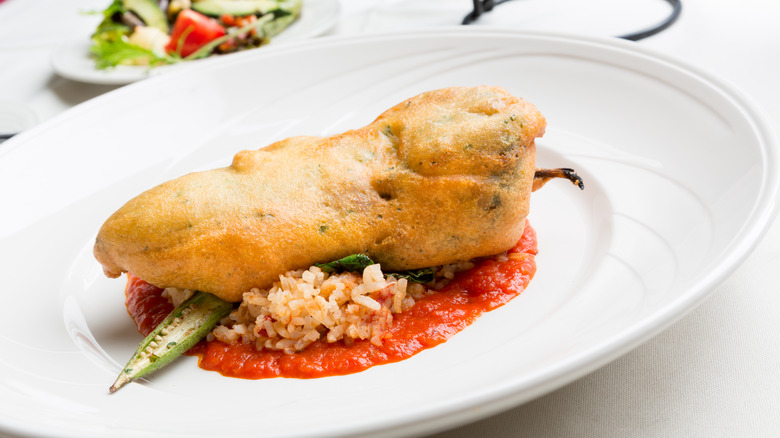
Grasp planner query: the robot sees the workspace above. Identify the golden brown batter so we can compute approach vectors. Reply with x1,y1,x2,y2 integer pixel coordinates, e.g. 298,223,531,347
94,86,549,302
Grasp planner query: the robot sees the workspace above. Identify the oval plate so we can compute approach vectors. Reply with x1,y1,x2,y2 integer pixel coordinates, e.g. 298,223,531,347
1,28,778,437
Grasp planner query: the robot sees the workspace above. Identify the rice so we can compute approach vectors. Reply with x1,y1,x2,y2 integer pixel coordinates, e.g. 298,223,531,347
207,264,416,354
166,254,501,354
161,287,193,307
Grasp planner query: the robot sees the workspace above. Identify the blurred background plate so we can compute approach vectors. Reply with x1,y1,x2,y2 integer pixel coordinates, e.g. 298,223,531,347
50,0,340,85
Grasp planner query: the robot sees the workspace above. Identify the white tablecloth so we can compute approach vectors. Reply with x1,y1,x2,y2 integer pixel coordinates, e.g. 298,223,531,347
1,0,778,436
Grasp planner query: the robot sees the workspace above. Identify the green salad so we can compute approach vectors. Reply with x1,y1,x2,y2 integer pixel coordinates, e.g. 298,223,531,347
91,0,302,69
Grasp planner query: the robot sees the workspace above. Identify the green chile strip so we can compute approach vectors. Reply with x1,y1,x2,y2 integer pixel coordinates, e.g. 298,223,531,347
109,291,233,393
316,254,436,284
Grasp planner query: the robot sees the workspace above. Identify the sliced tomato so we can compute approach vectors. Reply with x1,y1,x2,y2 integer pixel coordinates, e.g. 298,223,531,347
165,9,226,58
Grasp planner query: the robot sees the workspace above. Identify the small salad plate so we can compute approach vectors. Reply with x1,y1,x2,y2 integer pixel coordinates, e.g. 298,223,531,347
51,0,340,85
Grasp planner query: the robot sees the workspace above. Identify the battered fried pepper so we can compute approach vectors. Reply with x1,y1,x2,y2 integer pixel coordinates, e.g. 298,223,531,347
94,86,568,302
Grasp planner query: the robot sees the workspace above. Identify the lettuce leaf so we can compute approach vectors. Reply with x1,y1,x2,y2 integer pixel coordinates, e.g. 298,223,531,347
90,35,172,69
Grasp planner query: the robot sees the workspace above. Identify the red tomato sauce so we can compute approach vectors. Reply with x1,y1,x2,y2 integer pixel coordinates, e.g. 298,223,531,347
125,224,537,379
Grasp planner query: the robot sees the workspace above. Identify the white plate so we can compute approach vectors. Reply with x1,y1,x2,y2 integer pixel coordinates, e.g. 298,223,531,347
51,0,340,85
1,29,777,437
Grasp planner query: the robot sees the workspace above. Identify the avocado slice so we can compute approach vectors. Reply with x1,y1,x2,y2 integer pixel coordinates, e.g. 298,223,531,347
261,7,300,37
123,0,169,32
192,0,300,17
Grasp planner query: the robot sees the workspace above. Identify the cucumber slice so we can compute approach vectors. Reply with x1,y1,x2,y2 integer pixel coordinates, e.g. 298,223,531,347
192,0,282,17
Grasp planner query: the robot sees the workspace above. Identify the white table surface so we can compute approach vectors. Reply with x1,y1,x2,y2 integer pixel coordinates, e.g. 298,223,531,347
1,0,779,436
